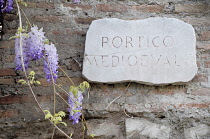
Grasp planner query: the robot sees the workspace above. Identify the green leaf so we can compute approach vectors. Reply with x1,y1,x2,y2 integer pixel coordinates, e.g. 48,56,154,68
73,110,81,113
44,110,50,114
18,79,25,83
22,2,27,7
9,35,18,40
59,122,67,126
69,86,74,92
90,134,96,138
44,39,50,44
45,114,53,119
22,81,27,85
58,111,66,117
29,71,35,76
72,88,78,96
35,81,41,85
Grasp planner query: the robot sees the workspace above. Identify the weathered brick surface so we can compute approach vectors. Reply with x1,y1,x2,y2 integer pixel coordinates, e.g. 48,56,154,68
132,5,164,13
175,4,209,13
74,17,96,24
63,3,92,10
96,4,128,12
1,0,210,139
0,78,15,85
0,68,16,76
0,110,18,118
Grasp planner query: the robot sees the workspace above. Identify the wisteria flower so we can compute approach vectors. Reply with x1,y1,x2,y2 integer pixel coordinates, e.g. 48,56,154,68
14,34,31,70
27,26,46,60
68,91,83,124
0,0,14,13
72,0,80,4
43,43,59,82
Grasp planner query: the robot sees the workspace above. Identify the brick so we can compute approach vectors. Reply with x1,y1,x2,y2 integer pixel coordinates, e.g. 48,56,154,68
182,17,210,26
0,79,15,85
0,110,18,117
192,74,208,82
132,5,164,13
0,68,16,76
36,2,54,9
39,77,85,86
63,4,92,10
177,103,210,109
19,2,36,8
191,88,210,96
150,88,187,95
0,94,53,104
33,15,59,23
0,95,30,104
4,14,18,21
199,31,210,41
175,4,209,13
5,55,15,62
197,42,210,50
74,17,96,24
204,61,210,68
0,40,15,49
96,4,128,13
66,29,86,36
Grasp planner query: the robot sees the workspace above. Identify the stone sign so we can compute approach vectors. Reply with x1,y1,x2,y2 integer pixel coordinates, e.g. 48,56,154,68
82,17,197,85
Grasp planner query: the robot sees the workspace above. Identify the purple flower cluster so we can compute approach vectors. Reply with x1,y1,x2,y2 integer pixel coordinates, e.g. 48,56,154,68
72,0,80,4
67,91,83,124
14,26,59,81
0,0,13,13
14,35,31,70
27,26,45,60
43,43,58,82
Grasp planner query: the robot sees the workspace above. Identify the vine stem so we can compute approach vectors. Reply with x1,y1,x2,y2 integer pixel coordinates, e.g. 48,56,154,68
15,1,71,138
58,66,75,86
106,82,131,109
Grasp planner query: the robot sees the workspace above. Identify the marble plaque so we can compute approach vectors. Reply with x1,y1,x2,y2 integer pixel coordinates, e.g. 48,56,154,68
82,17,197,85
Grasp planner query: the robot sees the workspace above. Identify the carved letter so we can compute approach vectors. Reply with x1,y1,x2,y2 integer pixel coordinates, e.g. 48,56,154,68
141,55,148,66
112,36,123,48
102,55,109,67
85,56,99,67
126,36,133,47
162,56,171,66
185,54,194,66
128,55,138,66
163,36,174,47
137,36,144,47
151,55,162,65
152,36,160,47
102,37,109,48
112,55,120,67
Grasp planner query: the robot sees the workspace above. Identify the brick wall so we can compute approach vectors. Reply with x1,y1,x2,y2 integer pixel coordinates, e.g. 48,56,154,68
0,0,210,138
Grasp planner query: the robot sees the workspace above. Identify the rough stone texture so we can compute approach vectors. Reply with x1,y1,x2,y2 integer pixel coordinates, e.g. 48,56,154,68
184,124,210,139
0,0,210,139
126,118,171,139
87,120,120,138
83,18,197,85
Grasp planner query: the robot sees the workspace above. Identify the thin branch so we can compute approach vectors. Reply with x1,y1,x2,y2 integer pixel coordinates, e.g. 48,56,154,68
106,82,131,109
51,127,56,139
124,108,133,118
58,66,75,86
20,7,32,28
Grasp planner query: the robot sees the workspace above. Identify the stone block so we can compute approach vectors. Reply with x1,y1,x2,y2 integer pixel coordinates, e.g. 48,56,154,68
125,118,171,139
184,124,210,139
87,120,120,138
83,18,197,85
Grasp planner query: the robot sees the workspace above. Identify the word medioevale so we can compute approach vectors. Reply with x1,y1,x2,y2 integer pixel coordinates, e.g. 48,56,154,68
84,54,195,67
